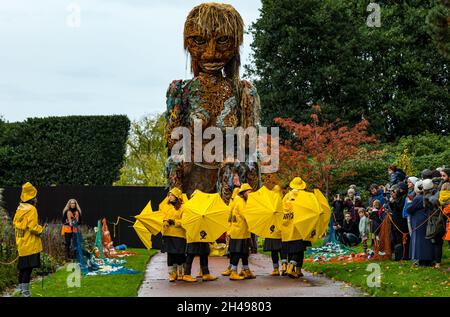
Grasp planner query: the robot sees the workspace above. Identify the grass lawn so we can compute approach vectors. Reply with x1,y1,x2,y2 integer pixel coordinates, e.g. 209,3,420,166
259,239,450,297
30,248,157,297
303,243,450,297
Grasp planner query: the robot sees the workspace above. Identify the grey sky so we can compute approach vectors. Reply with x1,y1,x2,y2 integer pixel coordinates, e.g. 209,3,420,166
0,0,262,123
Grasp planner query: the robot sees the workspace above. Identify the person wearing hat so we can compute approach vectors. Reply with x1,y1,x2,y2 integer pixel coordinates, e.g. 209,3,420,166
387,182,410,260
407,180,434,266
12,182,47,297
221,187,242,276
161,187,187,282
263,185,286,276
225,183,256,280
281,177,311,278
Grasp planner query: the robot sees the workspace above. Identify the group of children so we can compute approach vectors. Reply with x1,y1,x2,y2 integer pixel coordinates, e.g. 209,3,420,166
159,177,314,282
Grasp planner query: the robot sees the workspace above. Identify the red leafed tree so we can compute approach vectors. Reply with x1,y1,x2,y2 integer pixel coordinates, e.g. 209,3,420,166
264,105,377,198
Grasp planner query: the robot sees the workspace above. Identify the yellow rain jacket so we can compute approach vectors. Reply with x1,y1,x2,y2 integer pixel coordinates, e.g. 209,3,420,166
281,190,302,242
228,196,251,239
439,190,450,206
13,203,43,257
161,203,186,239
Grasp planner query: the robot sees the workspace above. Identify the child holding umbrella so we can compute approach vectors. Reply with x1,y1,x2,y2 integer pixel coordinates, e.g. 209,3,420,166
181,190,223,283
161,187,187,282
263,185,287,276
281,177,312,278
226,183,256,280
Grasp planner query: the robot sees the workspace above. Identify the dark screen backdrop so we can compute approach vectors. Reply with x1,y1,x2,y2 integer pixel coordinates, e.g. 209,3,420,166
3,186,168,249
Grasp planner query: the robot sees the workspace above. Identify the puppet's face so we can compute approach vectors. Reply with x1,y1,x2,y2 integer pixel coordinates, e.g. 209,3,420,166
185,23,237,74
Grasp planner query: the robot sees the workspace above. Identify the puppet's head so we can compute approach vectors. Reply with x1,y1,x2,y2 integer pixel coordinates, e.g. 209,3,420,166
184,3,244,78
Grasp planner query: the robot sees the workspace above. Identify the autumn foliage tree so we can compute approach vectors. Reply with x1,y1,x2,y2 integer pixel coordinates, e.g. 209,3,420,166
264,106,377,198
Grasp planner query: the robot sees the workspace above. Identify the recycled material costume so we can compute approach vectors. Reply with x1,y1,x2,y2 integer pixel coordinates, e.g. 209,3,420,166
12,182,44,297
165,3,261,202
222,183,256,280
281,177,312,278
161,188,187,282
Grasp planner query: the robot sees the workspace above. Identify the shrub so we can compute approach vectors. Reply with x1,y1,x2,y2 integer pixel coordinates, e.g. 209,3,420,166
0,116,130,186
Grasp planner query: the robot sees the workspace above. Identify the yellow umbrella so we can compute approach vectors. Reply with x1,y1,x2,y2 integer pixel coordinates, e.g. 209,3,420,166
133,201,153,249
133,220,152,250
182,191,230,243
313,189,332,238
244,186,284,238
289,190,322,241
135,201,164,235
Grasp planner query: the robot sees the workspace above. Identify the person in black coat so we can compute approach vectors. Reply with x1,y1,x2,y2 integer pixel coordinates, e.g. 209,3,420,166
388,183,410,260
332,194,345,227
334,212,360,246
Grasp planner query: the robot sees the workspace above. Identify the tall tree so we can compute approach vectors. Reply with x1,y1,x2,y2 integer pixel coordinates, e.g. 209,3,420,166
115,114,167,187
264,106,377,198
427,0,450,59
247,0,450,140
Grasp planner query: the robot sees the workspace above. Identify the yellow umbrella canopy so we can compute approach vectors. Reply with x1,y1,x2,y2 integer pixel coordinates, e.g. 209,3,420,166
135,201,164,235
313,189,332,238
289,190,322,241
244,186,284,238
133,220,152,250
182,191,230,243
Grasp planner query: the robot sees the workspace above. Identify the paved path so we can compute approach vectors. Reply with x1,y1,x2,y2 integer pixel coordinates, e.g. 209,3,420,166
138,252,362,297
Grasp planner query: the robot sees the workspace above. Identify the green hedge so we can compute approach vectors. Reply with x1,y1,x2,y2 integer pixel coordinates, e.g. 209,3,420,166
0,116,130,186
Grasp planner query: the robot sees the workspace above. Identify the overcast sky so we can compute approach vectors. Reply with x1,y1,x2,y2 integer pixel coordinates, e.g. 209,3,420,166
0,0,262,123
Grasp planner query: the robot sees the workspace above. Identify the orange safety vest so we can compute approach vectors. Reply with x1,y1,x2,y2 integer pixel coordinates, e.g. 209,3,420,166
62,210,80,234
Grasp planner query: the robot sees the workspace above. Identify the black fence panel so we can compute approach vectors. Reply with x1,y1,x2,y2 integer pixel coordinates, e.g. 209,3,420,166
3,186,168,249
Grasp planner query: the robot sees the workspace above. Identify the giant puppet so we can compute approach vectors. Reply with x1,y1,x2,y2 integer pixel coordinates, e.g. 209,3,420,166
165,3,261,202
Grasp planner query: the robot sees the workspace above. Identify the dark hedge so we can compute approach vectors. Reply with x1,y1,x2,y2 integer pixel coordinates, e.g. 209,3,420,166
0,116,130,186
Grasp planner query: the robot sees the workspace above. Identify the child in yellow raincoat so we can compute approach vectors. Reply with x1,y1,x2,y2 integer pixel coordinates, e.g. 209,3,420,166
13,182,47,297
224,183,256,281
439,183,450,242
161,187,187,282
263,185,288,276
281,177,311,279
181,190,218,283
221,187,240,277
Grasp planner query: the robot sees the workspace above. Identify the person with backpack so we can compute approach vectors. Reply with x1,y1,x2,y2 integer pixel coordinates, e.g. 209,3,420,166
61,199,82,261
422,179,446,269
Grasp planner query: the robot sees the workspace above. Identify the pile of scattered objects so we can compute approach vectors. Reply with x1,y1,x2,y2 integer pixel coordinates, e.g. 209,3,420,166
74,218,139,276
305,242,387,264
